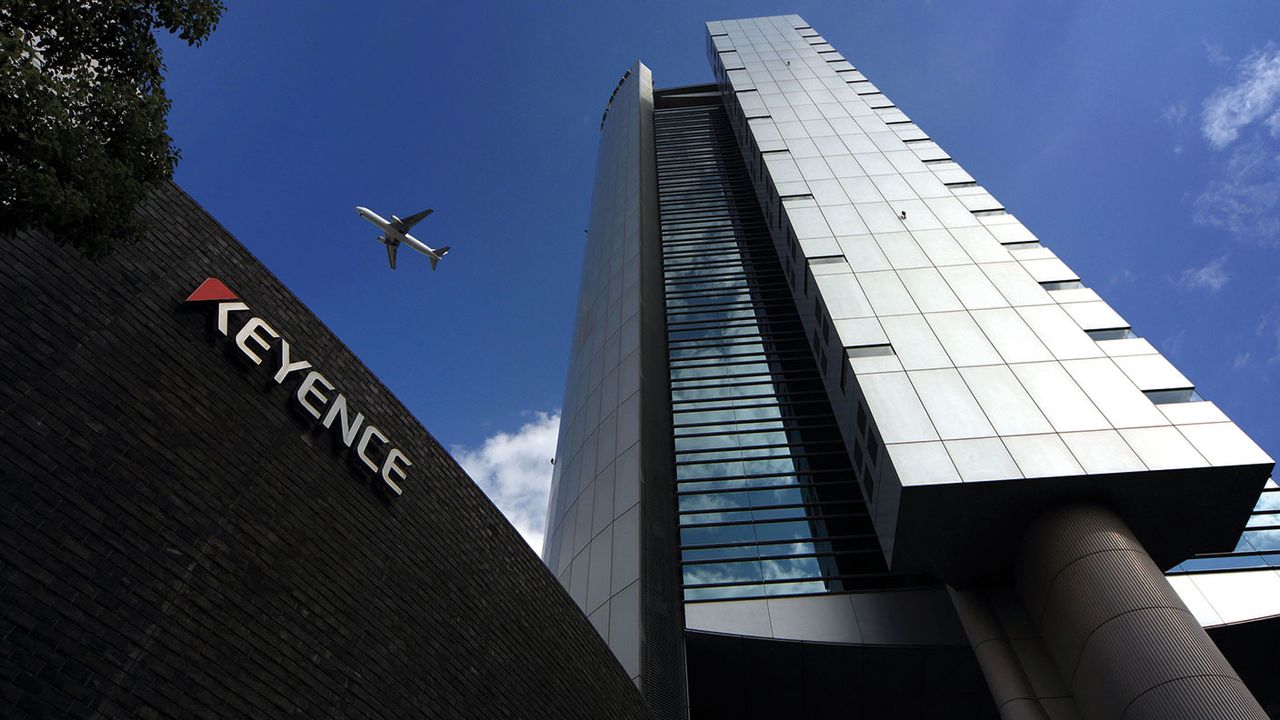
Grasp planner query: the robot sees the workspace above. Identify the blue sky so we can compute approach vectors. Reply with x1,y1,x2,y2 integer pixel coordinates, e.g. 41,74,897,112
159,2,1280,547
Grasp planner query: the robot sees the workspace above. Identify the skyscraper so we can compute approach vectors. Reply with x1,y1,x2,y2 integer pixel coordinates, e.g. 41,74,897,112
544,15,1280,719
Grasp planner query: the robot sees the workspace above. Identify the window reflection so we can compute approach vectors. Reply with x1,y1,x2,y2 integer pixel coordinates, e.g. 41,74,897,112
1172,489,1280,576
762,556,824,581
657,99,928,603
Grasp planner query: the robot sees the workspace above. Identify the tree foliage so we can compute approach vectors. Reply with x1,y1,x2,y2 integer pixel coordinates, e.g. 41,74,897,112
1,0,224,258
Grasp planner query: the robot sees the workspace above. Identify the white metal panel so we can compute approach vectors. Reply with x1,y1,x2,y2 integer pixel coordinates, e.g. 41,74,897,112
1010,362,1110,433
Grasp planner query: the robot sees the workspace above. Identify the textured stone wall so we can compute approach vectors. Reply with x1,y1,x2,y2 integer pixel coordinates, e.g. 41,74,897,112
0,183,651,720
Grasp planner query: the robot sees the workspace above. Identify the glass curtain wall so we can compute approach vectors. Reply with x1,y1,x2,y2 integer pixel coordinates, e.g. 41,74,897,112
654,100,929,602
1171,483,1280,572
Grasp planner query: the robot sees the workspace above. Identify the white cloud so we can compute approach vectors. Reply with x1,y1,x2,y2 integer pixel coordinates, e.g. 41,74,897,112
1192,140,1280,243
1172,255,1230,292
1202,45,1280,149
1162,328,1188,359
452,411,560,555
1205,40,1231,67
1162,101,1188,126
1257,307,1280,364
1107,267,1138,289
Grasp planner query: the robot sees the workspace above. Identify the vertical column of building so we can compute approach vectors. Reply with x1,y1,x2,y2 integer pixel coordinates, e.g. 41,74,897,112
1016,504,1265,718
541,62,686,718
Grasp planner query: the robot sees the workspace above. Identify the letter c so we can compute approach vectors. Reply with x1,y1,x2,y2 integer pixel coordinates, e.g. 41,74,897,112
357,425,388,474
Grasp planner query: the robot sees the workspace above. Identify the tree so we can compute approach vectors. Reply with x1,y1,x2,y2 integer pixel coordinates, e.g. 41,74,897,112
1,0,224,258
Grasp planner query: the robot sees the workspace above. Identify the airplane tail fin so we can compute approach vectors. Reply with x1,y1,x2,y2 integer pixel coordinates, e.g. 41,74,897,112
385,242,398,270
430,247,450,271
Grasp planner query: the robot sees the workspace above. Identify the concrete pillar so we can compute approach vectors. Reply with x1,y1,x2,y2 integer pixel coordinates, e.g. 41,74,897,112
1016,503,1265,720
949,585,1050,720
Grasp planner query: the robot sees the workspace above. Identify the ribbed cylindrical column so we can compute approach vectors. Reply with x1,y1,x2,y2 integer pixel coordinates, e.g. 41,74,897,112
1016,503,1265,720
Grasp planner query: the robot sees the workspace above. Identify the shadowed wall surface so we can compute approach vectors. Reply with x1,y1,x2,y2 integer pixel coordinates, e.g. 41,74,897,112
0,183,651,720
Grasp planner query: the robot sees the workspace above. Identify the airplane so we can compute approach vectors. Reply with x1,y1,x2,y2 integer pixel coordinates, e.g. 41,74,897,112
355,206,451,271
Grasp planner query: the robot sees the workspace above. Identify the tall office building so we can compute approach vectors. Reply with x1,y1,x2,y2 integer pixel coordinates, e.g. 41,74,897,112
544,15,1280,719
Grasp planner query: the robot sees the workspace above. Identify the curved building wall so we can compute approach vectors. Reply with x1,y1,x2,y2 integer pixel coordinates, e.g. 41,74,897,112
0,184,650,720
542,62,686,716
543,62,651,679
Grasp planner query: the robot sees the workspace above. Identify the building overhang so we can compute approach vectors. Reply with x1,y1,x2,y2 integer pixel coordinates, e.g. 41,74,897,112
876,461,1273,584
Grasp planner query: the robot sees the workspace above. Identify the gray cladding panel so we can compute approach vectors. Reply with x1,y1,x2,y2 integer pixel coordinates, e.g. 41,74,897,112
542,63,653,681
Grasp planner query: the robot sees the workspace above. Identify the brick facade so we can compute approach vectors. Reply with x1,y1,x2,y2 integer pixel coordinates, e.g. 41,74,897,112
0,184,650,719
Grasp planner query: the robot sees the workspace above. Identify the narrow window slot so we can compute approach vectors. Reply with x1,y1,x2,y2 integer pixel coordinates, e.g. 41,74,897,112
1086,328,1136,341
846,344,894,358
1144,388,1203,404
1040,280,1083,290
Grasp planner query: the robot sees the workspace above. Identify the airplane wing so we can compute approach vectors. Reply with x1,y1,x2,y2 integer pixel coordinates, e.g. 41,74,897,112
386,242,398,270
391,208,434,233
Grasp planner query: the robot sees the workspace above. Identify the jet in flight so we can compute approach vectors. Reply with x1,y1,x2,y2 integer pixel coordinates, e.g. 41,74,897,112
355,206,451,271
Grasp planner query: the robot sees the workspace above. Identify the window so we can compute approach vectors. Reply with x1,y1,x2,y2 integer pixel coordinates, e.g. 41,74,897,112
809,256,845,265
1144,388,1203,404
1040,280,1083,290
846,344,894,358
1086,328,1136,341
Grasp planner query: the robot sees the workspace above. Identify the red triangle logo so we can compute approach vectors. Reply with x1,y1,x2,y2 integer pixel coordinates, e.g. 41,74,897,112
186,277,238,303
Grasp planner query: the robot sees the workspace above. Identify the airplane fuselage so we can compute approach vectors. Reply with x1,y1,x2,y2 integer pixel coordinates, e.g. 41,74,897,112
355,206,438,258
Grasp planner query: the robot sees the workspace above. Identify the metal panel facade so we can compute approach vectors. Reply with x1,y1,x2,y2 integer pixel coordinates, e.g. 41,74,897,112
706,15,1273,579
542,64,652,682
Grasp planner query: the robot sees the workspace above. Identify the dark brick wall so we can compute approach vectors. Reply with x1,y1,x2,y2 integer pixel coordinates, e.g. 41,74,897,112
0,183,651,720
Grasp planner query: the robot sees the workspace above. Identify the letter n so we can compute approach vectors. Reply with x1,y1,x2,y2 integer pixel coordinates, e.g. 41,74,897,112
322,395,365,447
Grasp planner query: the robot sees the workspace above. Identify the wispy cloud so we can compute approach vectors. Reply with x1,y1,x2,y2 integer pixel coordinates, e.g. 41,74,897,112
1201,44,1280,150
1192,139,1280,243
1192,45,1280,245
1204,40,1231,68
1171,255,1230,292
1162,101,1189,155
1257,306,1280,363
1107,267,1137,290
452,411,560,554
1162,101,1188,126
1162,328,1188,359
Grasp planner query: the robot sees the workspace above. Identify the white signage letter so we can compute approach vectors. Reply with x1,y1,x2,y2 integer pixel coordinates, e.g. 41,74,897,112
216,302,250,336
380,449,411,496
273,338,312,384
356,425,388,473
234,317,279,365
321,394,365,447
295,370,334,419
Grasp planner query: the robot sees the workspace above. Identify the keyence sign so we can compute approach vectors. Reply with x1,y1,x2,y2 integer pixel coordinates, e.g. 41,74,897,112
186,278,411,495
